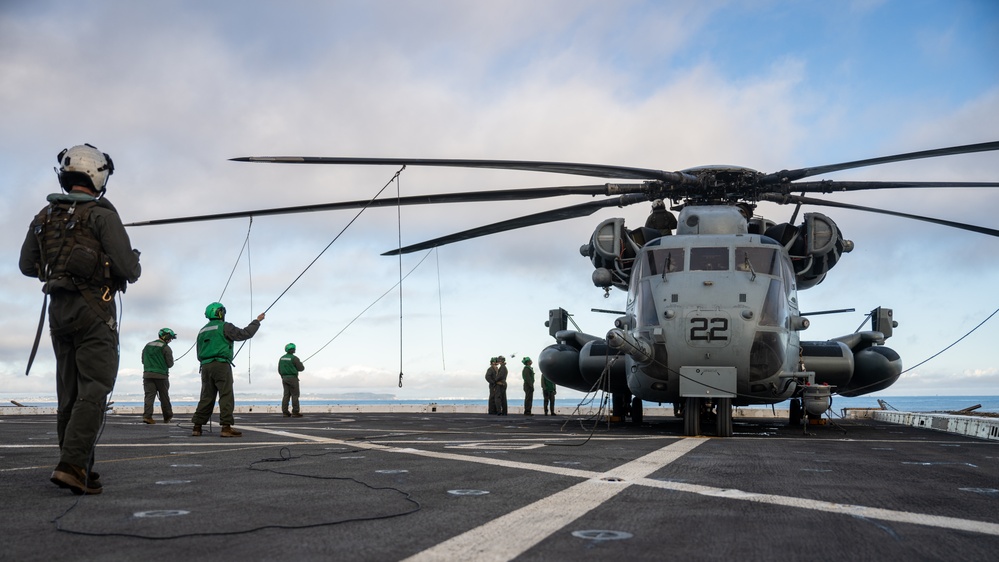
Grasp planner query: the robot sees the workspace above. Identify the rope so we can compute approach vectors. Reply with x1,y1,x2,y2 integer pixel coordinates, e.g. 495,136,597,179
301,249,435,363
260,167,405,316
396,173,404,388
436,247,446,371
175,217,254,362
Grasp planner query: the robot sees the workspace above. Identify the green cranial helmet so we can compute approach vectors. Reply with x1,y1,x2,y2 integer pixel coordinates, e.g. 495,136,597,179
285,343,296,353
522,357,532,364
158,328,177,341
205,302,226,320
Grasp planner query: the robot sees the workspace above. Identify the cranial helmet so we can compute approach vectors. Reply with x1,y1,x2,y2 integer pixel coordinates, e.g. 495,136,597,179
158,328,177,341
205,302,226,320
522,357,532,364
285,343,296,353
57,144,114,193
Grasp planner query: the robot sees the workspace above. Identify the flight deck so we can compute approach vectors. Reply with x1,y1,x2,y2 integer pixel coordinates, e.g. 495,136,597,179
1,411,996,561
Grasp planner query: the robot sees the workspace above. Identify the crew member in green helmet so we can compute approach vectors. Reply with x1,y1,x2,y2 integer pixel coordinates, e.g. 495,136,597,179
279,343,305,417
191,302,264,437
521,357,535,416
142,328,177,424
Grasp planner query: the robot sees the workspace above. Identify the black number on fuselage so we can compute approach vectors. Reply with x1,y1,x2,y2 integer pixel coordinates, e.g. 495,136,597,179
690,317,729,341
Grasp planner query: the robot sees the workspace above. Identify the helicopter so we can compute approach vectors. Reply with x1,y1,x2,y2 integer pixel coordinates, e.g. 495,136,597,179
128,141,999,436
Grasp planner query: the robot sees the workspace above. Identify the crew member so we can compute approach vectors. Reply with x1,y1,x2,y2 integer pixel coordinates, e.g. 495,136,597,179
542,374,557,415
522,357,535,416
485,357,498,415
279,343,305,418
495,356,509,415
19,144,141,495
191,302,264,437
142,328,177,424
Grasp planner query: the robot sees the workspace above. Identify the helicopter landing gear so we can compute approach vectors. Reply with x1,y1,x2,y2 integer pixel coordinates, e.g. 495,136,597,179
683,397,701,436
788,398,803,426
716,397,733,437
631,396,643,424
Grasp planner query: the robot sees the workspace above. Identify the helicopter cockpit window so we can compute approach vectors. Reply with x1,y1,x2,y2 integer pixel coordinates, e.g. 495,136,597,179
644,249,686,277
735,247,779,276
689,247,729,271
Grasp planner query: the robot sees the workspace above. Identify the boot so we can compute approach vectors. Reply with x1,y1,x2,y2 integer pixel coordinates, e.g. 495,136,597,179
50,462,102,495
220,425,242,438
142,417,155,424
192,424,202,437
291,413,304,418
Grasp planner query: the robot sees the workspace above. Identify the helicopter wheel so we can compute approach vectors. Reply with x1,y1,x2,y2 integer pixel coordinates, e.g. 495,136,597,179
716,397,733,437
631,396,643,424
789,398,803,426
683,397,701,436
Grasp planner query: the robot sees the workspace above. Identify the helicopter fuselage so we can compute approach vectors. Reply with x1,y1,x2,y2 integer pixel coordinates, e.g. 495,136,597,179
616,209,802,407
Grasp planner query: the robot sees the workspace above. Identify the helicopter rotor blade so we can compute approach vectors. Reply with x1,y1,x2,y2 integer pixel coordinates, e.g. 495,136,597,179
231,155,700,183
762,140,999,184
761,193,999,238
383,193,648,255
783,180,999,194
125,184,646,227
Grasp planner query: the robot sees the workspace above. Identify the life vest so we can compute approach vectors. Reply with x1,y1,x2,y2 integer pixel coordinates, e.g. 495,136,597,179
142,340,170,375
197,319,233,365
278,353,301,377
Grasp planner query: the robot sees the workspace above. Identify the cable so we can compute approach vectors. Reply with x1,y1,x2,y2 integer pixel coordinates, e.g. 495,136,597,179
52,445,422,540
301,249,435,363
436,247,446,371
230,167,407,364
396,172,404,388
174,218,255,362
260,167,406,317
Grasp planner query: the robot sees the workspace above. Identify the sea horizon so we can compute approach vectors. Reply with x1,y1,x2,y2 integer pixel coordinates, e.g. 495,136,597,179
4,393,997,413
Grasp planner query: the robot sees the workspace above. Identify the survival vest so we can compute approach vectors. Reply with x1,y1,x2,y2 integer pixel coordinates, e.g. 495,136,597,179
30,198,112,292
197,319,233,365
142,340,170,375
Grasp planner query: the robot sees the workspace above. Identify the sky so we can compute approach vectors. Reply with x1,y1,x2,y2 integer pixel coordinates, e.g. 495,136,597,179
2,0,997,404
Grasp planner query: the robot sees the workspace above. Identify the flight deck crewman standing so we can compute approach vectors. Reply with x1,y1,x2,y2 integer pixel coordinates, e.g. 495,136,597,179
279,343,305,418
191,302,264,437
542,374,557,416
495,356,509,415
141,328,177,424
522,357,535,416
19,144,141,495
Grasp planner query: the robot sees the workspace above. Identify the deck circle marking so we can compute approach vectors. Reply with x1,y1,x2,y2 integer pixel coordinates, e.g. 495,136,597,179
448,489,489,496
134,510,190,518
571,530,633,541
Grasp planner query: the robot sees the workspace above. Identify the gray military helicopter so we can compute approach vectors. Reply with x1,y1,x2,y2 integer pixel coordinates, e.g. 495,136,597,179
130,141,999,436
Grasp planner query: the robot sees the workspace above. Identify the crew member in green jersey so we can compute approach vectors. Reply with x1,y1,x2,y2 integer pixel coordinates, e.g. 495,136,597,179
542,374,557,416
278,343,306,417
191,302,264,437
141,328,177,424
521,357,535,416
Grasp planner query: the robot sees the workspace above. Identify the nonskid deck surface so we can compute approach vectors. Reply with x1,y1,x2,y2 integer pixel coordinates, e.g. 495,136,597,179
2,412,997,561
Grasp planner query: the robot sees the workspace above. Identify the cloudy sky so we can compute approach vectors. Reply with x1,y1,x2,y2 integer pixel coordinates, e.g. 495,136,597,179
2,0,997,404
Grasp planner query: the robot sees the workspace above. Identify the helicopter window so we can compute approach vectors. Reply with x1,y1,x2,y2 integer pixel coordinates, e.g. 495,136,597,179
636,278,658,328
689,247,729,271
759,279,788,327
736,247,779,276
644,249,685,277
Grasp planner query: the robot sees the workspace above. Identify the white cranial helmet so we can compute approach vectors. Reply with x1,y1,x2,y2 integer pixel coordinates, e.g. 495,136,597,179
57,143,114,193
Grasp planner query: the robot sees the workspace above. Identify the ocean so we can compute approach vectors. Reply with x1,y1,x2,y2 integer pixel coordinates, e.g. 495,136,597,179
5,394,998,413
